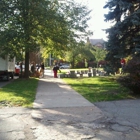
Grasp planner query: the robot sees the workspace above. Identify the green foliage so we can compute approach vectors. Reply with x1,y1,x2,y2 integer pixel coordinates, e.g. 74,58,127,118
92,46,107,63
103,62,116,75
63,77,132,102
0,0,91,78
117,56,140,94
40,1,92,60
65,41,95,68
104,0,140,93
64,42,107,69
0,78,38,107
104,0,140,67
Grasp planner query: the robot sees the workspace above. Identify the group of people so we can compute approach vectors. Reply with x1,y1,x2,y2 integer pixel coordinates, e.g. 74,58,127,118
15,61,63,78
21,62,44,77
32,63,61,78
16,58,126,77
24,61,61,78
30,62,45,78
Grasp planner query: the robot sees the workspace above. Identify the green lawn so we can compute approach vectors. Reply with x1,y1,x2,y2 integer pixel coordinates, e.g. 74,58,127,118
63,76,136,102
0,78,38,107
0,75,137,108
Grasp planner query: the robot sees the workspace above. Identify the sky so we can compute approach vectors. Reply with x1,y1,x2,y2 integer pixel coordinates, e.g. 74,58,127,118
75,0,110,41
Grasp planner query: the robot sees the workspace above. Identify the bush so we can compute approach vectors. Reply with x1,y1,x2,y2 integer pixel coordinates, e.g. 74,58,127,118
103,63,116,75
124,56,140,75
117,56,140,94
117,76,140,94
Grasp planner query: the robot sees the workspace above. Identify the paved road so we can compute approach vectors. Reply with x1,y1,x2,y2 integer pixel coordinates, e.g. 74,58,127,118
0,73,140,140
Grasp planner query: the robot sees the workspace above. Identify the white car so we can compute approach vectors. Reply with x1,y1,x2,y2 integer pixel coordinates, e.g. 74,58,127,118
59,64,70,69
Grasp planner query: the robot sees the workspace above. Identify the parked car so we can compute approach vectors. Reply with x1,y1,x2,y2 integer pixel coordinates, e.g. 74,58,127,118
59,64,70,69
15,64,20,76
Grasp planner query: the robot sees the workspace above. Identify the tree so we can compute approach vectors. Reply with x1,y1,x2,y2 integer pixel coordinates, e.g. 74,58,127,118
64,40,95,68
104,0,140,94
104,0,140,65
0,0,64,77
0,0,91,78
92,46,107,68
40,0,92,66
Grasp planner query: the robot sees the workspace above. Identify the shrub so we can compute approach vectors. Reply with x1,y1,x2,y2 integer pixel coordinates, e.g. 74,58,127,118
117,56,140,94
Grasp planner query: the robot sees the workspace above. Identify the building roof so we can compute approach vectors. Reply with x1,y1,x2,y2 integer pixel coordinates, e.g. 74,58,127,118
89,39,105,45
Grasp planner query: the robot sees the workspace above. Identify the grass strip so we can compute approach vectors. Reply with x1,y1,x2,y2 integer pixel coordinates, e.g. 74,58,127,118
0,78,38,107
63,76,135,102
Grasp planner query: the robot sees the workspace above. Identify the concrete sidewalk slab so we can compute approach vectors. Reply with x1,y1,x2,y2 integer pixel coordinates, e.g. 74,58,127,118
33,77,95,108
32,76,104,121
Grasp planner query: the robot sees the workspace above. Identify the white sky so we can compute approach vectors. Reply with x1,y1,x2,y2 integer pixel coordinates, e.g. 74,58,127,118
75,0,110,41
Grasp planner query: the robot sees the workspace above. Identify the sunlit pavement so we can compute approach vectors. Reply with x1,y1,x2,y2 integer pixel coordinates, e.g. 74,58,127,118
44,69,54,76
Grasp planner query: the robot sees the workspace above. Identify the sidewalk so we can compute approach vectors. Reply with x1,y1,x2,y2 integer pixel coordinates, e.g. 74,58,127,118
31,75,104,139
31,75,140,140
0,75,140,140
33,76,98,108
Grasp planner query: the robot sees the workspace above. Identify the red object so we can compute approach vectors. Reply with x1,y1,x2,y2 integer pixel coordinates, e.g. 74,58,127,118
15,68,20,74
120,59,126,65
53,70,57,78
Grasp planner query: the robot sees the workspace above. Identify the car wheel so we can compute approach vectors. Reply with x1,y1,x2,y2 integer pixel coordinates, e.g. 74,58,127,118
11,73,14,79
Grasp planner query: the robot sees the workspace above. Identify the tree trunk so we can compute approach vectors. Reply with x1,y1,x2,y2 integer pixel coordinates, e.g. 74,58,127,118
71,56,75,68
24,51,30,78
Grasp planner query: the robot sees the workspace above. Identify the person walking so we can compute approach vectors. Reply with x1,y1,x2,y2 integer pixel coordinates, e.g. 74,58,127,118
40,62,45,78
53,64,61,78
120,58,126,74
120,58,126,67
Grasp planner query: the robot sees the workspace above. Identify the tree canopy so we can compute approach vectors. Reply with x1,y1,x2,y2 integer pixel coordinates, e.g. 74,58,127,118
0,0,91,78
104,0,140,64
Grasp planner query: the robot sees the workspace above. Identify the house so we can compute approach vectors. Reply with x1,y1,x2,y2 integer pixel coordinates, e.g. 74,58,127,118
87,37,106,49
